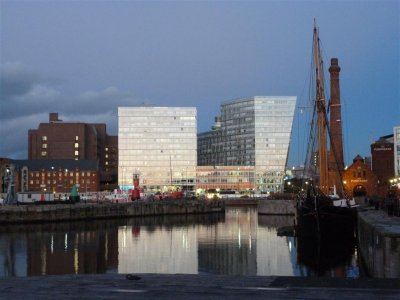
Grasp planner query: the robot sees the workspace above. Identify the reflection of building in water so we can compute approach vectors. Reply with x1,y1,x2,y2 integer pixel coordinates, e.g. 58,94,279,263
4,223,120,277
197,208,258,275
257,215,295,276
118,226,198,274
256,225,294,276
0,234,27,277
27,229,119,276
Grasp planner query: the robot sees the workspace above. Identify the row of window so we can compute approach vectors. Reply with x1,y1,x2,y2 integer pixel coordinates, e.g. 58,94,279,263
29,179,93,185
29,171,96,177
41,136,79,141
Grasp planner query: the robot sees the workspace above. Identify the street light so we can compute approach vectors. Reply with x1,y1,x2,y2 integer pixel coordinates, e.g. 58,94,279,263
64,169,68,195
51,166,54,194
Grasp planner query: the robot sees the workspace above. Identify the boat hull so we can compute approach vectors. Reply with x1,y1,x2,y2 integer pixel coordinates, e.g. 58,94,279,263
296,204,357,240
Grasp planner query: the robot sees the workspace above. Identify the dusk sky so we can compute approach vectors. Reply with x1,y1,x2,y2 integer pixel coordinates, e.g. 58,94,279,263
1,0,399,166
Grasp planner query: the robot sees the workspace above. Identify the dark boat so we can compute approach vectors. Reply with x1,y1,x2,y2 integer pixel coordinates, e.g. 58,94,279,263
296,187,357,240
295,21,357,240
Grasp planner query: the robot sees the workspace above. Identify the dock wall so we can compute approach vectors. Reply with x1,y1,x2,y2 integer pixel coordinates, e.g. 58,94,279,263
0,200,224,224
258,199,296,215
357,209,400,278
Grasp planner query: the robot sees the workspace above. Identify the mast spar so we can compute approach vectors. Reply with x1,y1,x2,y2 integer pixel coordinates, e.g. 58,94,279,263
313,22,329,194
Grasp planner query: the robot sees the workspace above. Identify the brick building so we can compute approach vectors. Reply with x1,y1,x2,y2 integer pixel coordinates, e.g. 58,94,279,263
371,136,395,196
0,159,99,194
28,113,117,190
342,155,378,198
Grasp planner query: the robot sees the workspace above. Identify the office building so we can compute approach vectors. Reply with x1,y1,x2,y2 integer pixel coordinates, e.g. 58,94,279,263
118,107,197,191
198,96,296,192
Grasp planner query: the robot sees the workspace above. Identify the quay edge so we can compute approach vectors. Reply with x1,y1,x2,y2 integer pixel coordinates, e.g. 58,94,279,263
357,207,400,278
0,200,225,224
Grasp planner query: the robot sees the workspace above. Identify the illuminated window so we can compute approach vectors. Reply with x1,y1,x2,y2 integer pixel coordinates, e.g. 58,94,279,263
42,144,47,149
75,136,79,141
75,150,79,156
87,172,90,176
41,151,47,156
105,154,108,158
75,143,79,148
42,136,47,141
105,147,108,151
105,161,108,165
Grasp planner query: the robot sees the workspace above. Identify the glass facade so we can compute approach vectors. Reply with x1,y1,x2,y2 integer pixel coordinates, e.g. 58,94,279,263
118,107,197,191
198,96,296,192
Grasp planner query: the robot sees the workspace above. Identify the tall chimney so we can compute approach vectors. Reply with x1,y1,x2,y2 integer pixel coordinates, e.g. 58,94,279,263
328,58,345,195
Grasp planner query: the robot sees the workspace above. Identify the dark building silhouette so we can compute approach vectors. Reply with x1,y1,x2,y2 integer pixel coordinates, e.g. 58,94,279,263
28,113,117,190
371,135,395,197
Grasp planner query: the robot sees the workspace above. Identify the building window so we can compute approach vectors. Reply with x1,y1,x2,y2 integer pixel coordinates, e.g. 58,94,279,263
105,161,108,165
105,147,109,152
75,136,79,141
42,136,47,141
87,172,91,176
105,154,108,158
41,151,47,156
75,150,79,156
75,143,79,148
42,144,47,149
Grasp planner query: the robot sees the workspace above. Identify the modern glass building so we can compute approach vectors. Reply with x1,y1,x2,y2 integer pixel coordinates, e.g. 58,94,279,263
198,96,296,192
118,107,197,191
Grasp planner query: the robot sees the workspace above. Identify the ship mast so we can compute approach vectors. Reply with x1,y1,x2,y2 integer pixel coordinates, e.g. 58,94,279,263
313,22,329,194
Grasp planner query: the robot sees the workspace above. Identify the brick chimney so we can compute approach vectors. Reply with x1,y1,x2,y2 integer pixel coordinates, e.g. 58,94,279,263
328,58,345,195
49,113,59,122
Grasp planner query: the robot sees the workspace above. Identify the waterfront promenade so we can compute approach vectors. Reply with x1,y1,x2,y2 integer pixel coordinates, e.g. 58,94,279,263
1,273,399,299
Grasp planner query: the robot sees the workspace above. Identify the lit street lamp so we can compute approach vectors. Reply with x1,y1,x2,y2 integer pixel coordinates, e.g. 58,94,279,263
51,166,54,194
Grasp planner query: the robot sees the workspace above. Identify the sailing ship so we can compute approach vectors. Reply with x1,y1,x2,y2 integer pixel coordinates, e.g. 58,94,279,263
295,22,357,240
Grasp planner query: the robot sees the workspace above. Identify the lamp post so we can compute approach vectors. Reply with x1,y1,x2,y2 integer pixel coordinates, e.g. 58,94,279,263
122,167,125,191
51,166,54,194
169,155,173,188
64,169,68,195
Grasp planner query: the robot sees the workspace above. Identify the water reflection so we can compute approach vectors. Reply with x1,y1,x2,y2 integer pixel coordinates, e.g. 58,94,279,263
0,207,359,278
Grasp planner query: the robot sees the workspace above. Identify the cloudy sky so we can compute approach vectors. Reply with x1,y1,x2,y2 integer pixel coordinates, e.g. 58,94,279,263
1,0,399,166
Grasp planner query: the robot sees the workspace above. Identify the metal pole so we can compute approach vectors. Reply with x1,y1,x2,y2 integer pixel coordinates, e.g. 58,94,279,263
169,155,172,187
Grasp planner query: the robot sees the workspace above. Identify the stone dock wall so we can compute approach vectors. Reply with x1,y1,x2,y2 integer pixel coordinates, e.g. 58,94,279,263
0,200,224,224
357,208,400,278
258,199,296,215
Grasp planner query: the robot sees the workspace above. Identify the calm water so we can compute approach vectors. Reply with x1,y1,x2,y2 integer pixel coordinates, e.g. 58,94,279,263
0,207,360,278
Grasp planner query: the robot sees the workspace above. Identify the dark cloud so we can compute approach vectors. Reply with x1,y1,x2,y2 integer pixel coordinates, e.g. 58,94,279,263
0,62,39,98
0,62,146,158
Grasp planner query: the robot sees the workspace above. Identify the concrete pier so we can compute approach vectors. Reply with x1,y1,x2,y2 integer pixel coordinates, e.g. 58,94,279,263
0,200,224,224
0,274,399,300
357,207,400,278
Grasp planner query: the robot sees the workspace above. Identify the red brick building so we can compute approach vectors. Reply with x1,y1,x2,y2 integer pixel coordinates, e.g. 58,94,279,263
371,136,395,197
342,155,378,198
28,113,117,190
0,159,99,193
